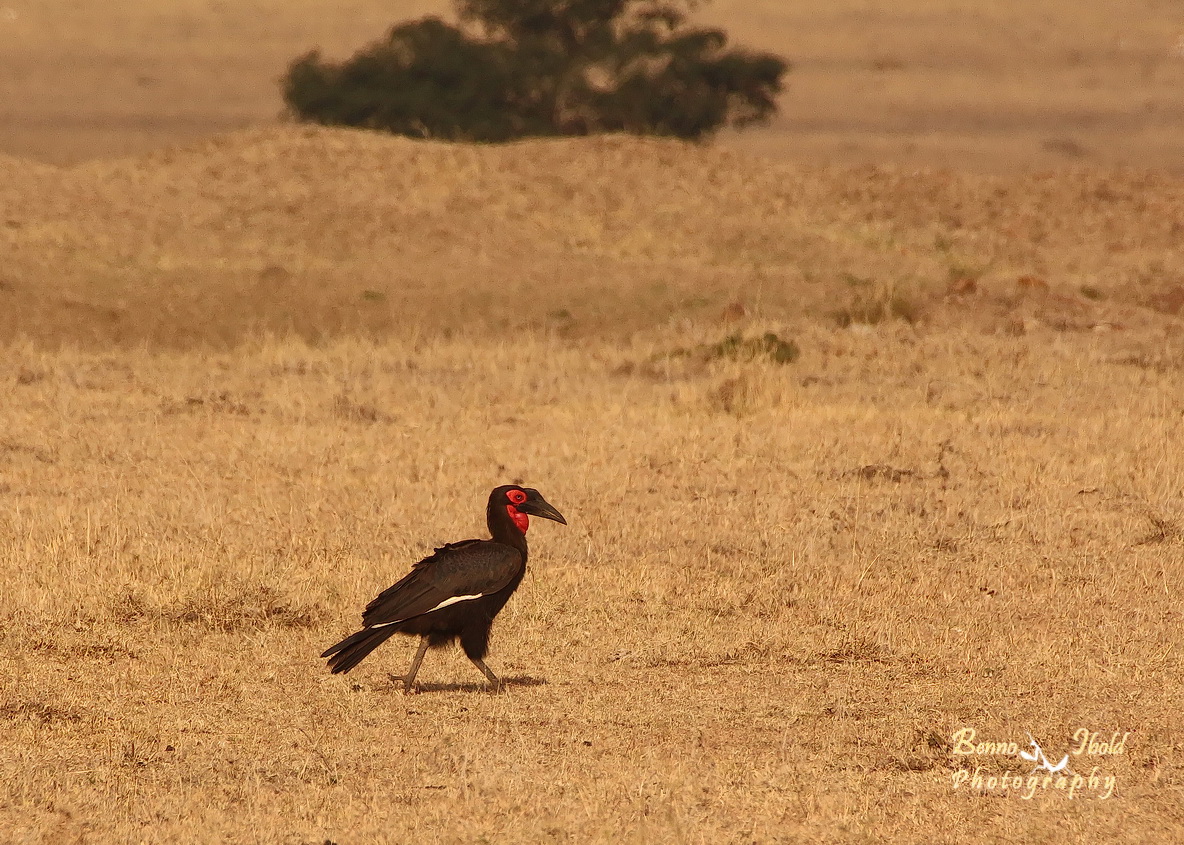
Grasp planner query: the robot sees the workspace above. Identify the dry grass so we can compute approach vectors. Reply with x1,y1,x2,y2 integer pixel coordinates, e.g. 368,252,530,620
2,317,1183,841
3,128,1183,350
1,22,1183,832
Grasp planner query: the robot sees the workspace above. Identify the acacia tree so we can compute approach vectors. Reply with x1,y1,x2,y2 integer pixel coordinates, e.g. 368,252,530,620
283,0,788,141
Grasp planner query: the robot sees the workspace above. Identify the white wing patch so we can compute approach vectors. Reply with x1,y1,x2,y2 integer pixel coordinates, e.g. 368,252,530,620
424,593,486,613
368,592,487,628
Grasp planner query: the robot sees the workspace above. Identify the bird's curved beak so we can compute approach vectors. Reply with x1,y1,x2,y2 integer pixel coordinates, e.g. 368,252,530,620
518,490,567,525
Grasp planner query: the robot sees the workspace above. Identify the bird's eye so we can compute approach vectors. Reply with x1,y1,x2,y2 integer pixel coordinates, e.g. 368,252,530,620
508,489,527,505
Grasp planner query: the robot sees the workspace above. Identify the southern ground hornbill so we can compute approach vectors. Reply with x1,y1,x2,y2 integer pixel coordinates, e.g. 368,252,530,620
322,485,566,692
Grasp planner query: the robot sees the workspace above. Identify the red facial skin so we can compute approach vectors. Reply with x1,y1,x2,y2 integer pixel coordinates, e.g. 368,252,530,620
505,488,529,533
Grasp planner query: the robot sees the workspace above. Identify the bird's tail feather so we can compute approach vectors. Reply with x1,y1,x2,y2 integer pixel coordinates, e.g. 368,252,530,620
321,626,398,674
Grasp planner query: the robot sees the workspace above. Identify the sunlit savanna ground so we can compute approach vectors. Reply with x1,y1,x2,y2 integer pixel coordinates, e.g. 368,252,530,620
1,1,1184,840
2,317,1183,841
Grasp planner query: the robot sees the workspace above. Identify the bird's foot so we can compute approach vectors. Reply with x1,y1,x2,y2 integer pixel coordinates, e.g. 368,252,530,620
388,673,418,695
469,657,505,693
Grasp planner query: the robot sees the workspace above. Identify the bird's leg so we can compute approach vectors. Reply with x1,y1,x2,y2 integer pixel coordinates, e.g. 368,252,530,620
468,656,505,692
389,636,430,694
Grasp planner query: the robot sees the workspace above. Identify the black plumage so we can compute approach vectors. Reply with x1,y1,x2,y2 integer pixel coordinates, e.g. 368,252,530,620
322,485,566,692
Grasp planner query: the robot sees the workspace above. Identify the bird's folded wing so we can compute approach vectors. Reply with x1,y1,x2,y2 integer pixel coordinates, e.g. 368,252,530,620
361,540,524,626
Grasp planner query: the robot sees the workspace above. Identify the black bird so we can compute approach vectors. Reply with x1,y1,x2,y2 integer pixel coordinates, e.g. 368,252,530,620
322,485,566,692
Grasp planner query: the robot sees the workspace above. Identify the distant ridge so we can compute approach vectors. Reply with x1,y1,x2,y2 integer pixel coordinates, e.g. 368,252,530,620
1,126,1181,348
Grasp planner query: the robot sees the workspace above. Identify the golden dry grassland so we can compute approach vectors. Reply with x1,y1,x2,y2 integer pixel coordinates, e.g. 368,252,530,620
3,128,1183,349
1,123,1183,841
2,320,1183,843
2,2,1184,836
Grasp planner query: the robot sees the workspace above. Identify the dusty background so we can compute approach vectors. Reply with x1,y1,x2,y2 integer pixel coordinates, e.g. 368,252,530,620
1,1,1184,843
1,0,1182,170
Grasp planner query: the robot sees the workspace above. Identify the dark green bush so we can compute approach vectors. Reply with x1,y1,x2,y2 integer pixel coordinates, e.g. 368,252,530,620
282,1,789,141
283,18,537,141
